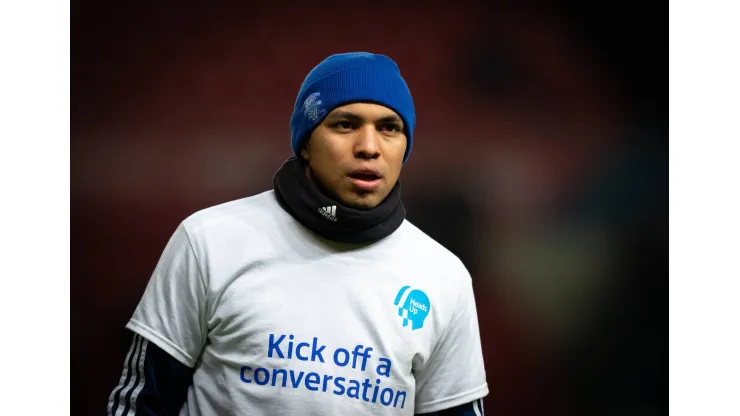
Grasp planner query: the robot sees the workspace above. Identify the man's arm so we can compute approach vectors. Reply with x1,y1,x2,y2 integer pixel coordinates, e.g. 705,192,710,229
414,265,489,413
107,333,194,416
417,398,485,415
108,221,208,415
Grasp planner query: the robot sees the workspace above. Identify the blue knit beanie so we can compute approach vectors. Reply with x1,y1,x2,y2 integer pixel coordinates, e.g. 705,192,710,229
290,52,416,163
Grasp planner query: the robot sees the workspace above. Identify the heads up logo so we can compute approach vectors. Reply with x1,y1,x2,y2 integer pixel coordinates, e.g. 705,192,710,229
393,286,430,330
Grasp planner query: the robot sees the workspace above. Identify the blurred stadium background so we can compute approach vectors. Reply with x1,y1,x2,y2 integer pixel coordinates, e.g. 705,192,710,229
72,1,666,414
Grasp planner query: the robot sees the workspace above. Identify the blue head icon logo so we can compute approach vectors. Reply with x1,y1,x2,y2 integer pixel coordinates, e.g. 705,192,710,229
393,286,431,330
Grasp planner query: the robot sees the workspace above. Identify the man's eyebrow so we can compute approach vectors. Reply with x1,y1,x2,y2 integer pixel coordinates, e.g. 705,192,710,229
376,115,403,125
327,111,363,121
328,111,404,126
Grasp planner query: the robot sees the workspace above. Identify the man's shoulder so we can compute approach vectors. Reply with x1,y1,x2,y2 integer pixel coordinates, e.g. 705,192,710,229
389,221,472,316
180,190,285,238
396,220,469,274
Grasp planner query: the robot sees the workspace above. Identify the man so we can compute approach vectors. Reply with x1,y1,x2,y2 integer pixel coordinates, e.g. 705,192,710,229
107,52,488,415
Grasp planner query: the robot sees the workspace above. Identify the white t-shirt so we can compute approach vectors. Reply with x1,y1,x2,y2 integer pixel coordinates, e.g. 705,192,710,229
127,190,488,415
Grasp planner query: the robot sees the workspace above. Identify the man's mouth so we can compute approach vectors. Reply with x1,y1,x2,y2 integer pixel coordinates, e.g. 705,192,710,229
348,170,382,191
349,172,381,181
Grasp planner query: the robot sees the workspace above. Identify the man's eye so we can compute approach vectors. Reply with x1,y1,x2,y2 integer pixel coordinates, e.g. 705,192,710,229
381,124,401,132
334,121,353,130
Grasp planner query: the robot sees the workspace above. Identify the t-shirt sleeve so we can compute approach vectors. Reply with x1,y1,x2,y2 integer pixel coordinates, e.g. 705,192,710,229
414,272,489,414
126,222,209,368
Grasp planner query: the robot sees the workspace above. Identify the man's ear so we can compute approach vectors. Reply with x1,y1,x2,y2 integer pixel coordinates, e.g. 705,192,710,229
300,143,310,161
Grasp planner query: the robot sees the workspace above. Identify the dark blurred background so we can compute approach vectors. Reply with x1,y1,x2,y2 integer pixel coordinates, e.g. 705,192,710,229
72,1,666,414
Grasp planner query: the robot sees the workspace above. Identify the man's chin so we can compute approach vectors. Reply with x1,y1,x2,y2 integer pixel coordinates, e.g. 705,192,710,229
340,193,381,210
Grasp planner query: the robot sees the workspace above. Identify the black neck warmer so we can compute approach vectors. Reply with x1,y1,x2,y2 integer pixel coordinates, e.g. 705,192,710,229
272,157,406,244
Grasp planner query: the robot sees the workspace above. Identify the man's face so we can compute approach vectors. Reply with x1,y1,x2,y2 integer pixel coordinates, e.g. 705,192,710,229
301,102,407,210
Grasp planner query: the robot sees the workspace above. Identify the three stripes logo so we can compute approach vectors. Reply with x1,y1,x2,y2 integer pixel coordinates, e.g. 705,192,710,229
107,334,149,415
318,205,337,222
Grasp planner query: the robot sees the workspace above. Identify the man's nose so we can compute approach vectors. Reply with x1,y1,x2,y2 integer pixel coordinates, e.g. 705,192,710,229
354,125,381,159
